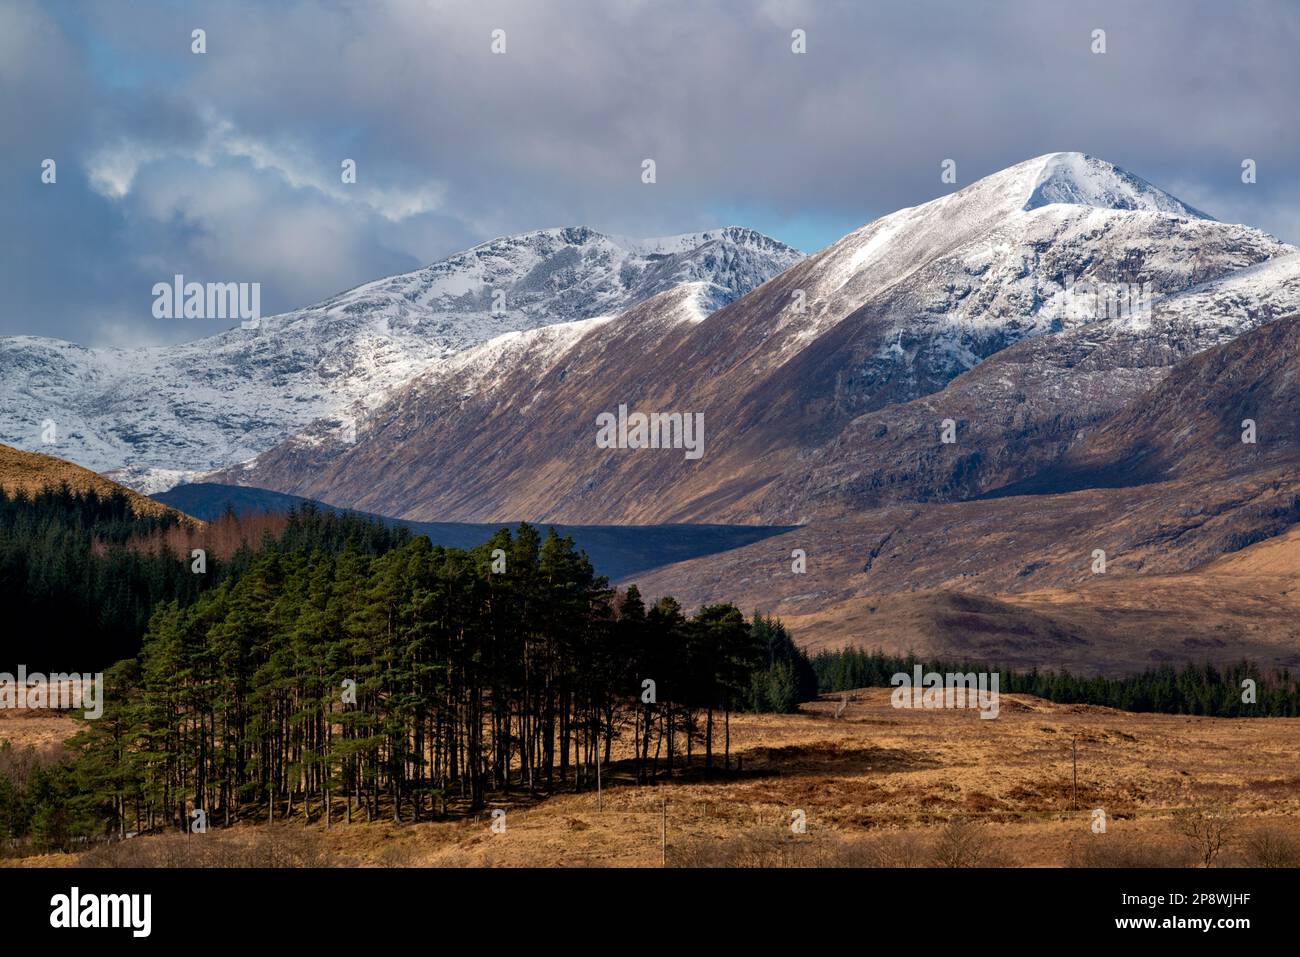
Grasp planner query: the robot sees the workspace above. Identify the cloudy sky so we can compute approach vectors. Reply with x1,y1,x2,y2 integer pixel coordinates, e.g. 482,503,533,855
4,0,1298,345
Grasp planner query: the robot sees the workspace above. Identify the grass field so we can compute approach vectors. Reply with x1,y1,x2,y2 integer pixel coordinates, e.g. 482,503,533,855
5,687,1297,868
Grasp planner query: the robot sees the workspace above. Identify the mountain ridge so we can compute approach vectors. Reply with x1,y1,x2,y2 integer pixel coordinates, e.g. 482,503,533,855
0,226,802,492
222,154,1296,525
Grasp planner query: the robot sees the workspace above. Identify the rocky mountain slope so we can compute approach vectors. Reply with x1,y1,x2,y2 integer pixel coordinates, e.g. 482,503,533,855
209,281,715,500
0,227,801,492
996,296,1300,494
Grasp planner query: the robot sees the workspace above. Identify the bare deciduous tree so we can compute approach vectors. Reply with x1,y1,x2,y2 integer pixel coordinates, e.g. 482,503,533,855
1173,796,1235,867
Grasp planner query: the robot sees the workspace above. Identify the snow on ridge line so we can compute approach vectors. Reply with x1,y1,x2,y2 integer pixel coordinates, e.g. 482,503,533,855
1023,152,1212,219
434,224,800,261
1161,248,1300,298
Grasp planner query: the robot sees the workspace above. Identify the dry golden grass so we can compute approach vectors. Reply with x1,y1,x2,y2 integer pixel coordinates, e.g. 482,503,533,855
0,442,197,524
8,688,1297,868
0,710,78,751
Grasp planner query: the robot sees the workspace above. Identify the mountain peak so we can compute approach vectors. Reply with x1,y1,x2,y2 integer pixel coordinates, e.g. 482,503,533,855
1020,152,1211,219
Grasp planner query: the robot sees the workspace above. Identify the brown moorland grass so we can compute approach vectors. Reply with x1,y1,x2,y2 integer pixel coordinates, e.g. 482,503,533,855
4,688,1297,868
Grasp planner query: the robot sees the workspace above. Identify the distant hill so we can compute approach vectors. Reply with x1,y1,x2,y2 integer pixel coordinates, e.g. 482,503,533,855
154,482,795,582
0,443,195,523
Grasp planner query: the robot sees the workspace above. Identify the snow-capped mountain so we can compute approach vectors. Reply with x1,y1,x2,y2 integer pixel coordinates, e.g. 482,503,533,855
752,152,1285,410
0,226,802,491
222,153,1299,524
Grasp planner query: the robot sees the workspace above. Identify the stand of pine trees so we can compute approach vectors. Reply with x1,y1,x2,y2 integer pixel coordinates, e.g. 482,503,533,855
813,648,1300,717
34,522,814,845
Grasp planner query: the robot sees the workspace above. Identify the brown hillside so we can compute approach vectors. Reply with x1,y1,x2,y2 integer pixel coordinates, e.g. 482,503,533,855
628,472,1300,674
999,309,1300,495
0,442,197,524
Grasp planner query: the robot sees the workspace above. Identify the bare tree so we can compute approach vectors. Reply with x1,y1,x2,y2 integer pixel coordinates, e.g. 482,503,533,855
1173,796,1235,867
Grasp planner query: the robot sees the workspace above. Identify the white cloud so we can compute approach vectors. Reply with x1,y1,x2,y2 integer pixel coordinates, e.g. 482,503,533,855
87,143,165,198
87,111,446,226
